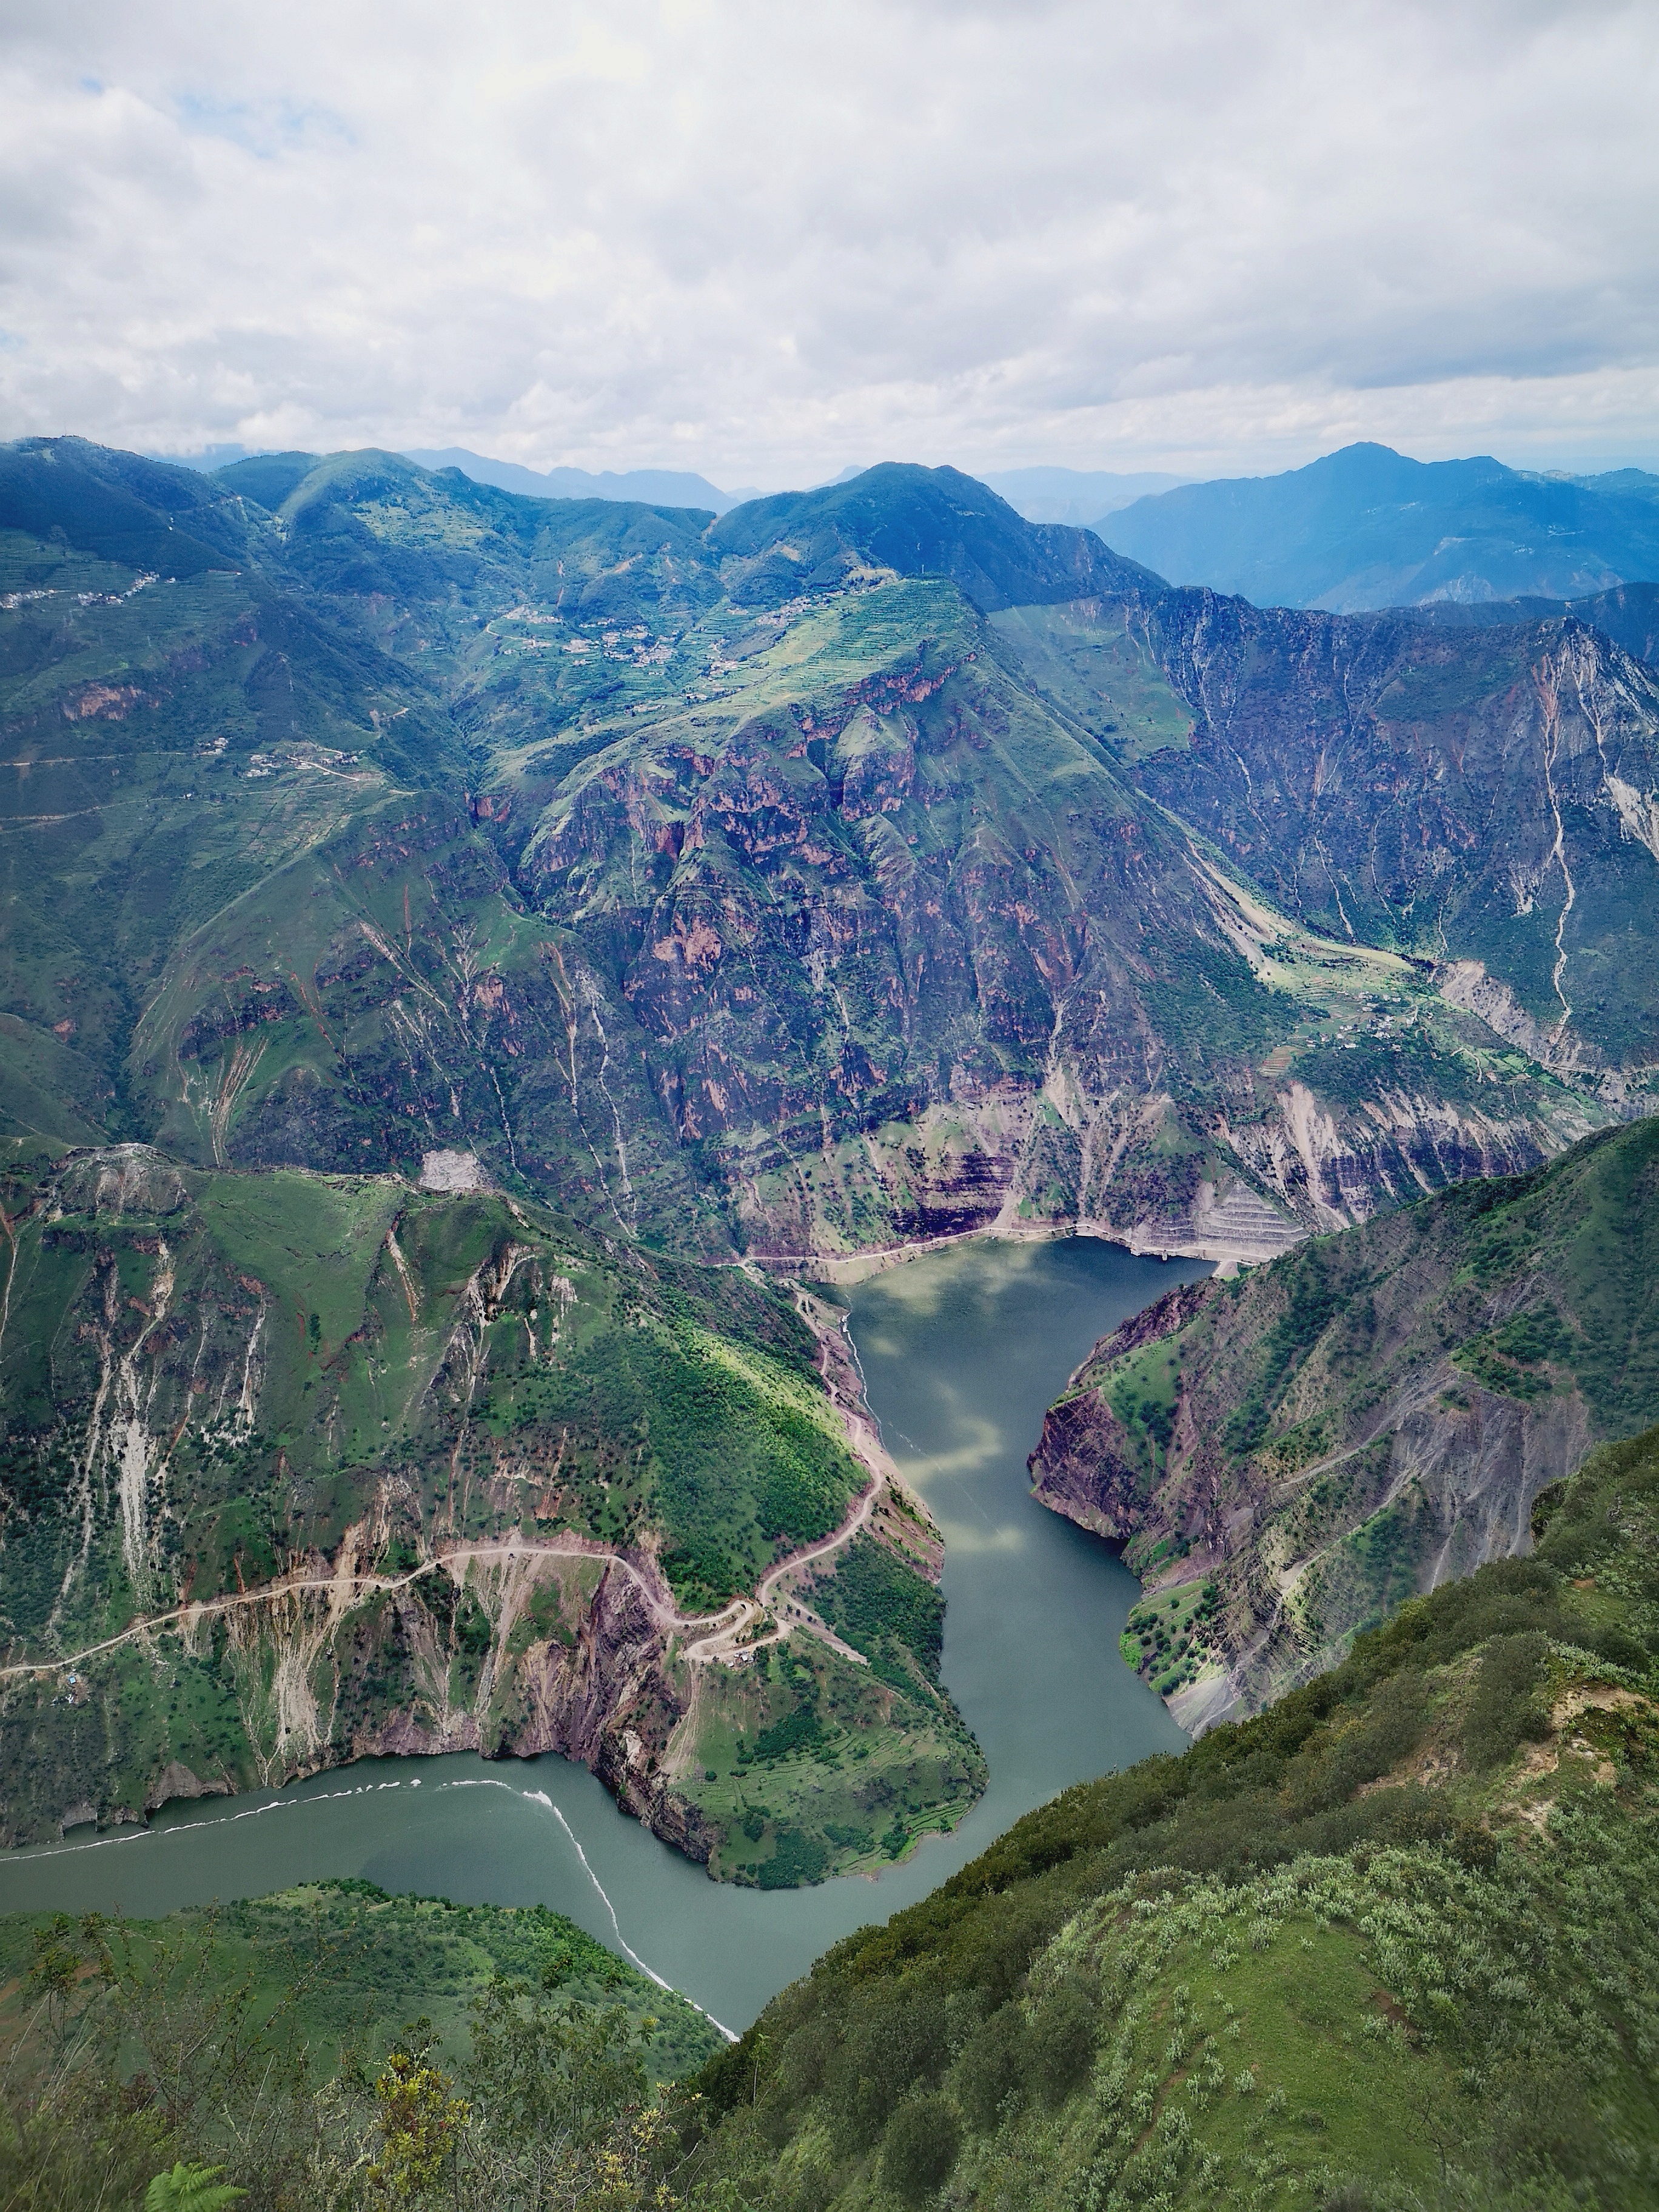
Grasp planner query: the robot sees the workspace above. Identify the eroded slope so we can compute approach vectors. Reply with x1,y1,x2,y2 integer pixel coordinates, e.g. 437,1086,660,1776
0,1141,980,1872
1030,1116,1659,1724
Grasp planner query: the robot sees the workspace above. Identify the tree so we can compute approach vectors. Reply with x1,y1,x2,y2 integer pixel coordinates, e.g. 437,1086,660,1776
366,2026,470,2203
880,2094,960,2206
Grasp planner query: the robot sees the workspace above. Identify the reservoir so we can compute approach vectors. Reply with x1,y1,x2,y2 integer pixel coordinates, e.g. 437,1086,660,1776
0,1236,1204,2033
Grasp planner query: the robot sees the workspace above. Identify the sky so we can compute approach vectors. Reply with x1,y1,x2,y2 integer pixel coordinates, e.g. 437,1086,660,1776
2,0,1657,489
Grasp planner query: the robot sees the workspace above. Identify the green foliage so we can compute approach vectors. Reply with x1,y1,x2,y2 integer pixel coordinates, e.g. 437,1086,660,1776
1023,1971,1096,2104
880,2093,960,2205
953,2004,1029,2133
145,2161,248,2210
811,1535,945,1681
1462,1632,1552,1769
748,1703,828,1763
1222,1247,1343,1455
757,1827,832,1891
689,1424,1659,2211
0,1883,714,2211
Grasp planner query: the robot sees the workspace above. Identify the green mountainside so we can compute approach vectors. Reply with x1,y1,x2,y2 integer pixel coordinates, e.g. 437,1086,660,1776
0,1880,723,2204
0,1880,722,2087
5,437,1657,1270
0,1141,979,1870
1101,441,1659,611
1030,1116,1659,1726
689,1427,1659,2210
6,434,1659,1868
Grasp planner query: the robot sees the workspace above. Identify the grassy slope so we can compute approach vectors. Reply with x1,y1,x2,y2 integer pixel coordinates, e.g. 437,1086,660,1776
0,1145,979,1875
0,1880,723,2086
1030,1117,1659,1723
690,1424,1659,2211
678,1533,985,1888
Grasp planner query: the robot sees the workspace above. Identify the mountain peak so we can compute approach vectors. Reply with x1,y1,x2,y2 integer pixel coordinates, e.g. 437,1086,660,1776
712,461,1159,609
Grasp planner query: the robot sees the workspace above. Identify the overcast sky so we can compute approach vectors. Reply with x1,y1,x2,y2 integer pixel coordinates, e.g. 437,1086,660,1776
2,0,1656,486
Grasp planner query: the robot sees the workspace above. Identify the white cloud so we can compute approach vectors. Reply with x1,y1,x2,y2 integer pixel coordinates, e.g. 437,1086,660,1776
1,0,1655,481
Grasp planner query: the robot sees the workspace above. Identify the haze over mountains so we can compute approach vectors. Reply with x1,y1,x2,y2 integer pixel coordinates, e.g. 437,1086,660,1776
404,453,1187,526
1104,440,1659,611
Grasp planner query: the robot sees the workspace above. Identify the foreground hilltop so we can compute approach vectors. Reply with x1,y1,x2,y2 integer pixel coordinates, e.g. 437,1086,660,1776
690,1423,1659,2209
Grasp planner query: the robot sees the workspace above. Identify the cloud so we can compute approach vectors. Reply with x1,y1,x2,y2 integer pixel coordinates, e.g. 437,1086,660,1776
1,0,1655,480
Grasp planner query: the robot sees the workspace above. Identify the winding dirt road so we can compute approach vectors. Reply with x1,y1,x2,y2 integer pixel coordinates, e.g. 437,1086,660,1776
1,1294,907,1686
0,1472,890,1686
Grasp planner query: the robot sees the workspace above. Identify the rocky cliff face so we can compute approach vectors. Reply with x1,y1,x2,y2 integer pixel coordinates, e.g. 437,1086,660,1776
1136,594,1659,1084
1028,1116,1659,1728
10,442,1651,1275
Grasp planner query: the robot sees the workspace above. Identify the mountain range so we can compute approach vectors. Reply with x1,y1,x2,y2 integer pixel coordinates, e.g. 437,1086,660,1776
404,448,753,514
1101,441,1659,611
4,433,1659,1862
402,452,1184,525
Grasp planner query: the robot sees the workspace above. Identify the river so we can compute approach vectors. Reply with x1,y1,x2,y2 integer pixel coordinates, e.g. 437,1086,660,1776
0,1236,1205,2033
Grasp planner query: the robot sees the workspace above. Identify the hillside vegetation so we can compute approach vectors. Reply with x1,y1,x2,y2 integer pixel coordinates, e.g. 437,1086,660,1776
0,1881,722,2207
1031,1116,1659,1724
688,1424,1659,2211
0,1140,979,1875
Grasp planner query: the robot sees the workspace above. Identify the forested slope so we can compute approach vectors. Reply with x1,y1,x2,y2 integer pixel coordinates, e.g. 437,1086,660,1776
1031,1115,1659,1725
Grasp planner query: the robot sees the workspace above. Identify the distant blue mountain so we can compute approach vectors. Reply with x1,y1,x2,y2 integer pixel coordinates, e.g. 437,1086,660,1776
1099,442,1659,611
403,447,738,514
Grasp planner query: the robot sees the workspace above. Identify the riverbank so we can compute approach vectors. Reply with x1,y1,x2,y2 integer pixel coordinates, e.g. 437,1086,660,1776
0,1236,1201,2030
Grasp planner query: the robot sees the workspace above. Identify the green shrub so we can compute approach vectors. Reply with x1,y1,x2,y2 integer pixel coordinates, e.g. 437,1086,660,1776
1024,1974,1096,2105
880,2094,960,2205
1463,1632,1550,1770
953,2003,1030,2133
757,1826,830,1889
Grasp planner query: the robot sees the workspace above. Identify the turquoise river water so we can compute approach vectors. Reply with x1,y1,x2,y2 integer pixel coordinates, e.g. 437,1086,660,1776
0,1236,1205,2033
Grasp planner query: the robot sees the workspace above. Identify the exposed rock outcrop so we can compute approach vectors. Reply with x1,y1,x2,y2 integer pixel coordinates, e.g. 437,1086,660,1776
1027,1118,1659,1728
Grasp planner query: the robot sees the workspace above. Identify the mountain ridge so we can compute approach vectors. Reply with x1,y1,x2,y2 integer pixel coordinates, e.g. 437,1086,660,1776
1101,440,1659,611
